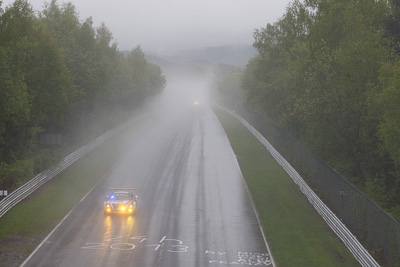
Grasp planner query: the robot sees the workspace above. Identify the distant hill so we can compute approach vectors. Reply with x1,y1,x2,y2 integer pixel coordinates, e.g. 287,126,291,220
144,44,257,69
169,45,257,68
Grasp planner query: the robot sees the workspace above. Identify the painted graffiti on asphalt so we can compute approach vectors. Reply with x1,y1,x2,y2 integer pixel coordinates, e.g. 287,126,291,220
81,235,188,253
206,250,272,266
81,235,272,266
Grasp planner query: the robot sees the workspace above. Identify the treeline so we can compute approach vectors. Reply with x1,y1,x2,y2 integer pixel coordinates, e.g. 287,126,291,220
240,0,400,219
0,0,166,190
212,64,244,105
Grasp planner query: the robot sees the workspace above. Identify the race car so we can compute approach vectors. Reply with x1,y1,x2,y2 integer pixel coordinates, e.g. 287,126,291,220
104,188,137,215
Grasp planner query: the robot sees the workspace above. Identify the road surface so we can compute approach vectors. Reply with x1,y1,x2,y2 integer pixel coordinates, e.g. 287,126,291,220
22,73,273,267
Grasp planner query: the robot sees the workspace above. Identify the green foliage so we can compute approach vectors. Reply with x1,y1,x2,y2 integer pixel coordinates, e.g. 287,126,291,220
246,0,313,125
32,149,63,173
370,62,400,218
0,0,166,192
376,62,400,168
0,0,36,161
145,63,166,96
125,46,166,100
242,0,400,219
0,149,62,190
26,23,74,126
0,160,34,190
365,176,390,208
0,46,30,161
300,2,387,178
211,65,244,104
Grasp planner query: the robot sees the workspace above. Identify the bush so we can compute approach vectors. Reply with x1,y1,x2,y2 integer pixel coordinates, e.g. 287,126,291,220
33,149,63,174
0,160,34,191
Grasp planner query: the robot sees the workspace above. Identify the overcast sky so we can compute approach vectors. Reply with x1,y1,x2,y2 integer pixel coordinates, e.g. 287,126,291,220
2,0,292,53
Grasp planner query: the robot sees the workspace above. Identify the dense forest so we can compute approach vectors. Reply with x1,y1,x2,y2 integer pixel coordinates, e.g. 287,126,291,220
0,0,166,191
217,0,400,220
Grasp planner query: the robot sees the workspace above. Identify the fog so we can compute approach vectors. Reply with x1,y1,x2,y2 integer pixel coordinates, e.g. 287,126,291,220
144,66,213,117
1,0,291,53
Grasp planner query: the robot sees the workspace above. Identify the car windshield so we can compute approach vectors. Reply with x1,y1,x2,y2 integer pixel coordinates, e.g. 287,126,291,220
109,192,131,201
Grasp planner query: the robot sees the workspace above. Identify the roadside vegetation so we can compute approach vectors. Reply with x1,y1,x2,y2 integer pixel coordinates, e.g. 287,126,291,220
213,0,400,221
0,119,143,265
0,105,359,266
213,107,359,266
0,0,166,192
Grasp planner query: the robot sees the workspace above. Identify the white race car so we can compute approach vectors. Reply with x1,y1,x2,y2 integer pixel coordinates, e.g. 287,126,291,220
104,188,137,215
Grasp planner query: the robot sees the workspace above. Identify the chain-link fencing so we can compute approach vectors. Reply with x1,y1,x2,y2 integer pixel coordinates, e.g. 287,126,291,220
221,102,400,266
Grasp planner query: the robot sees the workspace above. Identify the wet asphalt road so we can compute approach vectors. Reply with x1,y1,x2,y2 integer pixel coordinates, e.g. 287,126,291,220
21,75,272,267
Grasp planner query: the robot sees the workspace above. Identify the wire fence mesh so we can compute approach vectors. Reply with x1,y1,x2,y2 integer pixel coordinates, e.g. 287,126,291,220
222,102,400,266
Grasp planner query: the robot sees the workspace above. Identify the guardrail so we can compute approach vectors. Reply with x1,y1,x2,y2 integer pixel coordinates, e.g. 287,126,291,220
0,114,144,218
0,104,382,266
223,107,380,267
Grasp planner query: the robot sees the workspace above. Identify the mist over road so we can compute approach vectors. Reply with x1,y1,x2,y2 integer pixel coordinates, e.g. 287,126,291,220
22,72,272,267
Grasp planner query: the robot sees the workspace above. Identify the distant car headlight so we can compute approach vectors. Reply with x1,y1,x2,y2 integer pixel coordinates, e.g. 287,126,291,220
193,101,199,105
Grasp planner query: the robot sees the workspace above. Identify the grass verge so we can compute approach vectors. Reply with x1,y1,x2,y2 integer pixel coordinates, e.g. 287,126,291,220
0,106,360,266
0,119,144,266
213,106,359,266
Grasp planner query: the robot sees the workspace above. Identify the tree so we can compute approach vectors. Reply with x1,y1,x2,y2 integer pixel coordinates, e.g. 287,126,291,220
0,0,166,191
40,1,109,124
243,0,390,185
26,23,74,128
0,1,73,190
0,46,30,162
0,0,37,161
145,63,166,96
127,46,150,102
96,22,113,48
374,62,400,212
245,0,313,125
213,65,244,104
298,1,388,182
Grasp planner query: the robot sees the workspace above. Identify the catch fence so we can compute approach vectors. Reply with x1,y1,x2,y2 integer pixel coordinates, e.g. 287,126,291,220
222,102,400,266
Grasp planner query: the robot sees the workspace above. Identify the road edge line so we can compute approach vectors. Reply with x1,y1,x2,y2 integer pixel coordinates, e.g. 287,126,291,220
19,163,118,267
212,109,277,267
